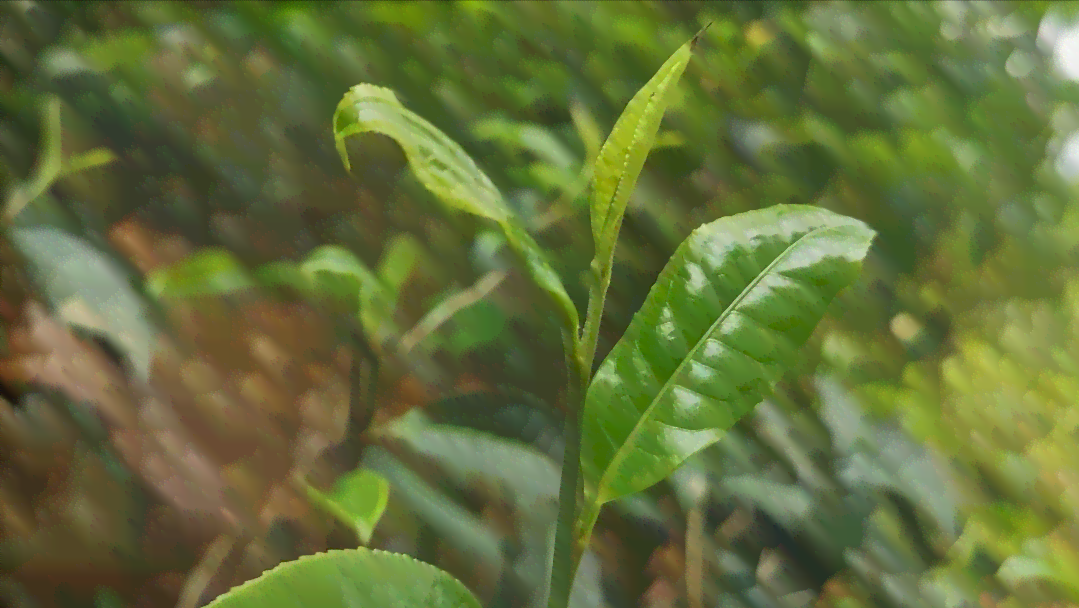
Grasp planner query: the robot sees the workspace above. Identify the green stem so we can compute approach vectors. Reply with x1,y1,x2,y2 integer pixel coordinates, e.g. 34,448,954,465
548,241,617,608
572,501,603,569
547,332,588,608
579,255,614,373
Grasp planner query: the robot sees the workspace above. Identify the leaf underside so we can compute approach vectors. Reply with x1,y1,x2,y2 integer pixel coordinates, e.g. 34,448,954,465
582,204,876,505
204,548,482,608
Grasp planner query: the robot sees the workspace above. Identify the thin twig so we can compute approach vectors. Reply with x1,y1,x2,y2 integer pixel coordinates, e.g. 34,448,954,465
684,472,709,608
397,269,508,357
686,504,704,608
175,533,243,608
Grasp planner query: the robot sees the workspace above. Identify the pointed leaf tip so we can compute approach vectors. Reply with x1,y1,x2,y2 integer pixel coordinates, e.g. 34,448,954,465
693,23,713,48
590,32,697,260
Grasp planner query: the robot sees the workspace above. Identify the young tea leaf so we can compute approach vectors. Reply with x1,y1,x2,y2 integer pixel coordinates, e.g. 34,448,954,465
306,468,390,546
145,248,256,299
581,205,875,507
589,30,700,260
334,84,579,334
300,245,397,336
253,261,313,296
203,548,482,608
378,232,429,299
333,83,510,224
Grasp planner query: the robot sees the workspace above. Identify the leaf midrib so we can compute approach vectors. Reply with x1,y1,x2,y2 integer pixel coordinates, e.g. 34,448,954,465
593,223,826,504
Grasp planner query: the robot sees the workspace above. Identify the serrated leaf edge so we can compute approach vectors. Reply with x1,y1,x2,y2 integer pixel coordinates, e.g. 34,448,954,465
204,548,477,607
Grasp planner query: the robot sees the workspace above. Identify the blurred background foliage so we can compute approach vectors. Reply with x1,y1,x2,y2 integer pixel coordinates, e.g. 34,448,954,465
3,1,1079,608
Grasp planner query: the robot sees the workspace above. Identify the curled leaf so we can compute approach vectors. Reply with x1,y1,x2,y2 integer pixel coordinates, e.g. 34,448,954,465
334,84,579,335
334,84,509,223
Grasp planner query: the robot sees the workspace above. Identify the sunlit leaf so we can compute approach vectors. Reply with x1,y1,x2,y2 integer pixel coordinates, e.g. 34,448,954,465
581,205,875,506
145,248,256,300
589,30,700,259
333,83,578,334
203,548,481,608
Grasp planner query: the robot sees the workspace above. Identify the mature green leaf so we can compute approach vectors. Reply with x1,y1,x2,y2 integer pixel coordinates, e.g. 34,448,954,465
334,84,579,334
11,227,161,381
145,248,256,300
203,548,481,608
581,205,875,505
306,469,390,546
386,409,560,511
589,31,700,259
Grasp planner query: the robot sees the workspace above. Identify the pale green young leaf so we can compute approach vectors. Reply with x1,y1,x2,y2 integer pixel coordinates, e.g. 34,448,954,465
301,245,384,304
569,99,603,168
589,31,701,259
145,248,256,299
203,548,481,608
581,205,875,506
378,232,429,299
300,245,396,335
305,469,390,546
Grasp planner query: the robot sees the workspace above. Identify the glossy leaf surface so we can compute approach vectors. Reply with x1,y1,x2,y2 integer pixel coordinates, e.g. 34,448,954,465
334,84,578,334
589,31,699,259
581,205,875,505
203,548,481,608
